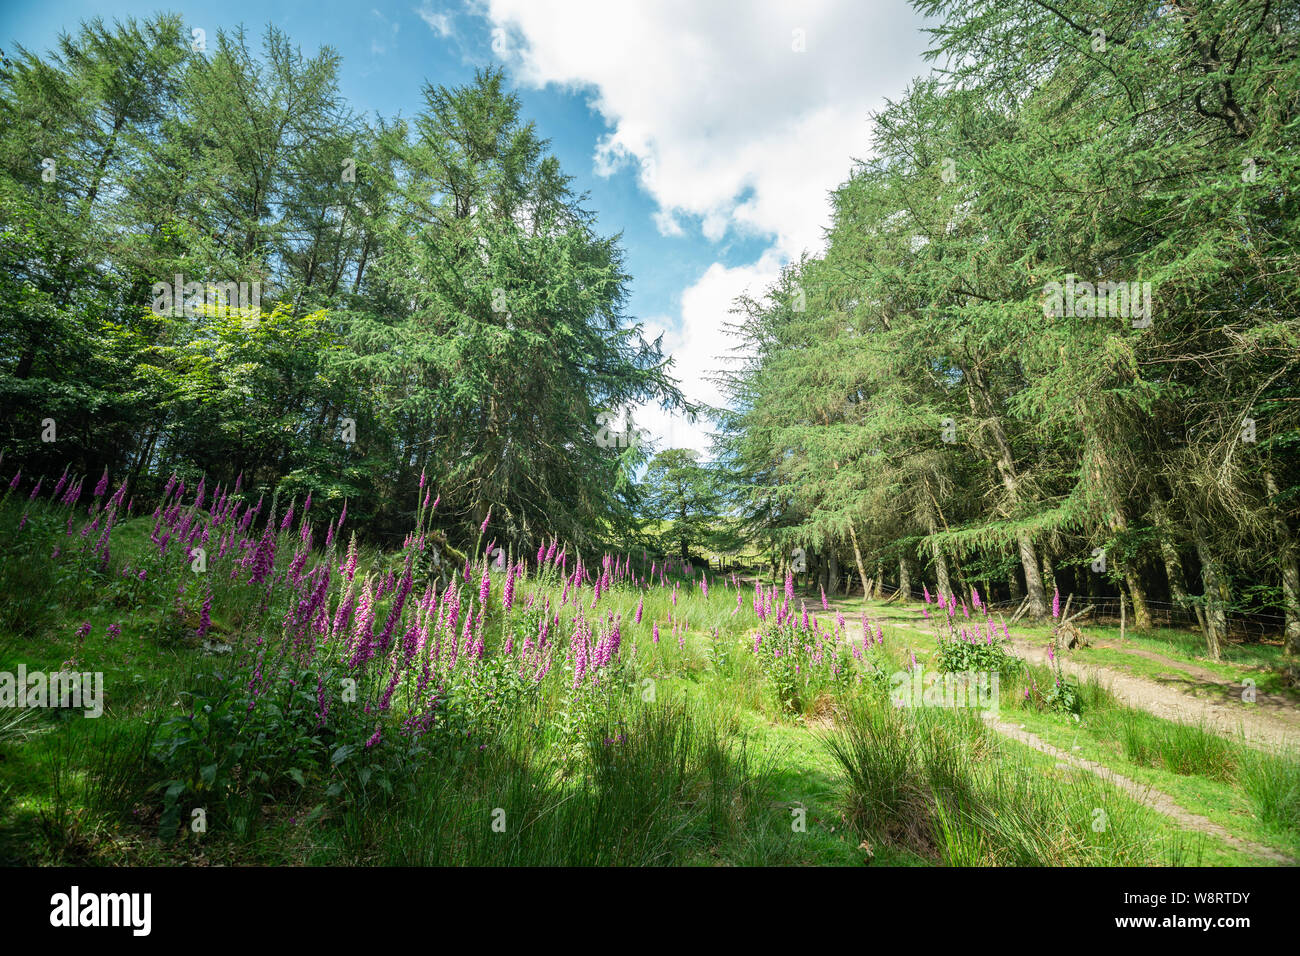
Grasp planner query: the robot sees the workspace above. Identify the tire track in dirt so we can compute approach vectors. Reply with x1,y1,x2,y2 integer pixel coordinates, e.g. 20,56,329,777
984,716,1293,864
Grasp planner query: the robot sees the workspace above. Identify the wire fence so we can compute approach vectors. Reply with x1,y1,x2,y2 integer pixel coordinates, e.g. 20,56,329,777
875,586,1285,641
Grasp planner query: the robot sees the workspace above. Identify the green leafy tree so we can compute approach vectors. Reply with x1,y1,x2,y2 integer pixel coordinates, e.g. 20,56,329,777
641,448,720,562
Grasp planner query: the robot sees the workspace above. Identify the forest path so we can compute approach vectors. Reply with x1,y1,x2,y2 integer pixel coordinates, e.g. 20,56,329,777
836,606,1298,862
740,584,1296,860
1004,630,1299,751
835,596,1300,751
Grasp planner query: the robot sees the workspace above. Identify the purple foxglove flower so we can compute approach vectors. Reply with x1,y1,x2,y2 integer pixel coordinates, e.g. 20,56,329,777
503,562,516,610
197,591,212,640
349,578,377,667
248,529,276,584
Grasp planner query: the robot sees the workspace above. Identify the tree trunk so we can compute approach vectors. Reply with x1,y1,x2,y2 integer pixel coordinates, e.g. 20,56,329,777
1041,553,1056,594
1151,496,1191,622
1264,470,1300,668
1105,509,1152,631
966,366,1048,617
130,427,159,488
898,556,911,602
1192,527,1226,661
828,550,841,596
922,495,952,598
1017,531,1049,618
1161,541,1191,607
1121,566,1153,631
847,523,870,601
931,542,951,597
1083,414,1153,630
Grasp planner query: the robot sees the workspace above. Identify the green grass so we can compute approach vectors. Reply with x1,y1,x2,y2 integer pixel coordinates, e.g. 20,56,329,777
1,494,1294,867
1007,700,1299,864
820,690,1200,866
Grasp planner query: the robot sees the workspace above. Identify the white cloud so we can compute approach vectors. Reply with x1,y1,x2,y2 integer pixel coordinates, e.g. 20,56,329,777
477,0,930,455
483,0,926,256
417,4,455,37
633,250,785,457
651,209,684,238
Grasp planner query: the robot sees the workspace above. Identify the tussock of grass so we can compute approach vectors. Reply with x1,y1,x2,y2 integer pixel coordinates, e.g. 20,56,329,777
822,695,1195,866
1240,750,1300,837
330,701,773,866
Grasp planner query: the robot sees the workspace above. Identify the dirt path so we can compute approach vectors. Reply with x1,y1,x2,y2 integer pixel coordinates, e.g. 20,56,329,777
769,592,1297,860
984,715,1293,864
1005,633,1300,751
840,609,1296,861
846,604,1300,752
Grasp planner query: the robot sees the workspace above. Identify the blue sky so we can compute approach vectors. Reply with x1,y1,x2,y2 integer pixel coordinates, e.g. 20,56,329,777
1,0,935,453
